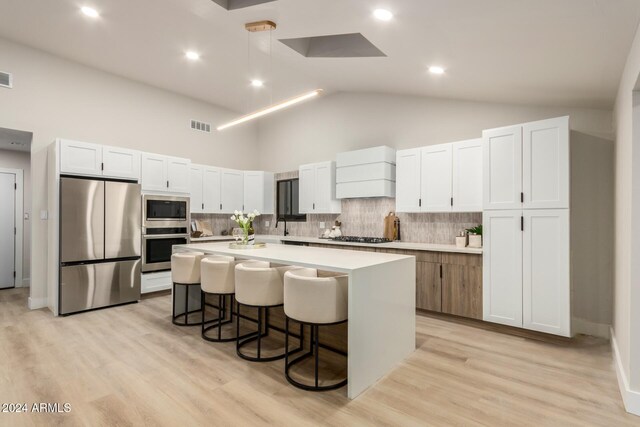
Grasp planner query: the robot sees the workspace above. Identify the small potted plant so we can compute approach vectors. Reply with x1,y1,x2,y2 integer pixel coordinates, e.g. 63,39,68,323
466,224,482,248
230,210,260,245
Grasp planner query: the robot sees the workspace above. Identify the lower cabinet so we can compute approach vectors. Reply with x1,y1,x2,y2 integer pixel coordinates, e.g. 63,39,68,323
416,261,441,312
441,254,483,320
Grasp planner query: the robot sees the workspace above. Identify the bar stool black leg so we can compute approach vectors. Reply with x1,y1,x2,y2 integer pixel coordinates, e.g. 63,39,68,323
314,325,319,388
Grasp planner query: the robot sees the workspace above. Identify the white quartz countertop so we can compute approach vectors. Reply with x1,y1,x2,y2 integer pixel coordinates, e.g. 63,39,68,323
189,234,482,254
175,241,415,273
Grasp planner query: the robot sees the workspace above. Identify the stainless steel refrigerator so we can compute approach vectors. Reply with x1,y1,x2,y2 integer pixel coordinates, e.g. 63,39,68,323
59,177,142,315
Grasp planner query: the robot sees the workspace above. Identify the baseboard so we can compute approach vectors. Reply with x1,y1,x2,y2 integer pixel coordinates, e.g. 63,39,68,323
572,317,610,339
610,327,640,416
21,278,30,287
28,296,47,310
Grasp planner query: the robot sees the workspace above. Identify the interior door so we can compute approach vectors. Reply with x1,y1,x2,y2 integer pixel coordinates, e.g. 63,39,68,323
522,116,569,209
395,148,422,213
0,173,15,289
483,210,523,327
483,125,522,210
421,144,453,212
523,209,570,336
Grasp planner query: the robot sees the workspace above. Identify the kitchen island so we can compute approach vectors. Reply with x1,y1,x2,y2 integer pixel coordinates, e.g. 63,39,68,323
174,241,416,399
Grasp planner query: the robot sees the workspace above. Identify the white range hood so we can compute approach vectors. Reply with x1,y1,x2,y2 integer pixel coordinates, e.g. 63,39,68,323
336,146,396,198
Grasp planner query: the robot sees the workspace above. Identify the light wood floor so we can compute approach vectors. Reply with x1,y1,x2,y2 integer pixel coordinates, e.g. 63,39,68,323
0,287,637,426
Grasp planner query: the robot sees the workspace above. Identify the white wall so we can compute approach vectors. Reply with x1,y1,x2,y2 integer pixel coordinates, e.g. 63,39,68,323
0,37,260,308
613,18,640,414
257,91,613,172
0,149,30,284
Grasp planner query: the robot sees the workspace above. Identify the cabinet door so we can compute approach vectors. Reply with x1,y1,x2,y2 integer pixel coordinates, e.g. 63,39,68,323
220,169,244,213
442,255,483,320
420,144,453,212
141,153,168,192
102,146,140,180
483,210,523,327
60,139,103,176
523,209,570,336
298,164,315,214
167,157,190,194
203,167,221,213
395,148,422,213
452,139,483,212
189,165,203,213
522,117,569,209
243,171,264,214
483,125,522,210
416,261,441,311
314,162,341,213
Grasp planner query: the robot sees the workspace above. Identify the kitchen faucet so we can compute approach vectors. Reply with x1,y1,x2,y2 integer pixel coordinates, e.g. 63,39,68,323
275,218,289,236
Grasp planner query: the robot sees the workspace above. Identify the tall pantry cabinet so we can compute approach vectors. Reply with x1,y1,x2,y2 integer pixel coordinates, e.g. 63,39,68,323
482,116,571,337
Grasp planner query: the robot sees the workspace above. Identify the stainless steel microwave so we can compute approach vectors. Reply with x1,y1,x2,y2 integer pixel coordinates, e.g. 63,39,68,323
142,194,190,229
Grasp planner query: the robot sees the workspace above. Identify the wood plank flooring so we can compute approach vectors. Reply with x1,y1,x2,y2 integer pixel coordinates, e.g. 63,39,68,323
0,287,637,426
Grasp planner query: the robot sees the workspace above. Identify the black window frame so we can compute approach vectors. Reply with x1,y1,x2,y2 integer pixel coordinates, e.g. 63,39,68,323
276,178,307,222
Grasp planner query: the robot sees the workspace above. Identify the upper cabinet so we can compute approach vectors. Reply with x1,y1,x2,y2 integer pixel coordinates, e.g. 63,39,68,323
189,165,204,213
396,139,482,213
59,139,141,180
141,153,190,194
299,161,341,214
483,116,568,210
244,171,274,215
203,167,222,214
220,168,244,214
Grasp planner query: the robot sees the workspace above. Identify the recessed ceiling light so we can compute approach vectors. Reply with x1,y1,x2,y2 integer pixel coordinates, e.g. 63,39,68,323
80,6,99,18
185,51,200,61
251,79,264,88
373,9,393,21
428,66,445,75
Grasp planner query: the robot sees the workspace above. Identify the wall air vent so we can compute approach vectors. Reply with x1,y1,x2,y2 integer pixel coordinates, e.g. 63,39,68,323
191,119,211,133
0,71,12,89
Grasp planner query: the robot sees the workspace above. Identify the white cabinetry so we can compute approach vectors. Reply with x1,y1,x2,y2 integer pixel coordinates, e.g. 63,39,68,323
141,153,190,194
396,139,482,213
482,210,523,327
522,209,570,336
452,139,483,212
220,169,244,213
59,139,141,180
421,143,452,212
395,149,422,213
190,165,204,213
298,161,341,214
244,171,274,214
482,116,571,337
203,167,221,213
483,116,568,210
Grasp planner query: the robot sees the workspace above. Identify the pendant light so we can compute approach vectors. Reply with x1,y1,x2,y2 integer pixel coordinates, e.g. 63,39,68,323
217,20,323,131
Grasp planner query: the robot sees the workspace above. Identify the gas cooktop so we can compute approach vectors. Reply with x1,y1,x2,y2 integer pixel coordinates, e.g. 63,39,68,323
330,236,392,244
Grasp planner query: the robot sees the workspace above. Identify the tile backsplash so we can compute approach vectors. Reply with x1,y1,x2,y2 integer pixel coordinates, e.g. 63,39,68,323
192,171,482,245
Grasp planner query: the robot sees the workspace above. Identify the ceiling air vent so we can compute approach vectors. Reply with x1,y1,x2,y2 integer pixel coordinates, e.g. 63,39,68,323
0,71,12,89
190,119,211,133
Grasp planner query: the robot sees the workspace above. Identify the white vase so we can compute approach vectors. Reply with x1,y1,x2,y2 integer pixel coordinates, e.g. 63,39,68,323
455,236,467,248
468,234,482,248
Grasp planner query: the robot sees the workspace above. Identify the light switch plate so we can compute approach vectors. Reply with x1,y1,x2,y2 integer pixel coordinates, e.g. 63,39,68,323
319,222,325,229
40,210,48,220
265,220,270,227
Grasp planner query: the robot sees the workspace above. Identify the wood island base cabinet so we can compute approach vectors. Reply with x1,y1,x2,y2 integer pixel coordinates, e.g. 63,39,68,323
307,243,483,320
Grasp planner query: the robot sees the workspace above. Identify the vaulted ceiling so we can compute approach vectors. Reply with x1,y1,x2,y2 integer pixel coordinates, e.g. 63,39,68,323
0,0,638,112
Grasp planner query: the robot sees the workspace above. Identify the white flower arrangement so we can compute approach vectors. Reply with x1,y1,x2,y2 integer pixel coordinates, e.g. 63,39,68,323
230,210,260,244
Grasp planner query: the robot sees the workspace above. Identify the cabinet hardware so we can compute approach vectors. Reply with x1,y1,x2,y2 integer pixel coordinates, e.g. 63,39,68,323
13,271,16,278
520,192,524,203
166,180,169,188
14,183,16,190
101,162,104,171
220,203,222,210
419,198,422,207
521,215,524,231
450,197,453,207
202,203,204,210
313,202,315,210
439,264,443,278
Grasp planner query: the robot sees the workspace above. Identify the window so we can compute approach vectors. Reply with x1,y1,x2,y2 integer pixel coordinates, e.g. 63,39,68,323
277,178,306,221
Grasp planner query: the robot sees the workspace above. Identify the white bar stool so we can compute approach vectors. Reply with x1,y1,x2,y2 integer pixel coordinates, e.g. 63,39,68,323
284,268,348,391
234,261,303,362
171,252,205,326
200,255,252,342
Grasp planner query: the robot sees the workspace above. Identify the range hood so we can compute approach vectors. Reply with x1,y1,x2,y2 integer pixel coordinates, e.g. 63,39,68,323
336,146,396,199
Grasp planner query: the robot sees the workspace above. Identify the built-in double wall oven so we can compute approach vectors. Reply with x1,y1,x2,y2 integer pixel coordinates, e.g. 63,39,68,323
142,195,190,272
